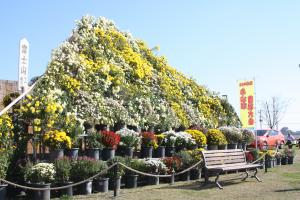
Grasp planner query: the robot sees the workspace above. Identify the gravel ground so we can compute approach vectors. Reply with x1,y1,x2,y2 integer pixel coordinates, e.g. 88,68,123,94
58,149,300,200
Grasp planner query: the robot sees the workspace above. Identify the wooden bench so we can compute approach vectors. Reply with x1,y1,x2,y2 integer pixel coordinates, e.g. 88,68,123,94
201,149,262,189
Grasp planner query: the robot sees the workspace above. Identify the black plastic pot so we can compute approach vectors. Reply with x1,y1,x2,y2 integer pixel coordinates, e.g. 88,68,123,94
49,149,64,161
154,146,165,158
125,175,138,188
93,178,109,193
276,158,281,166
102,148,115,161
109,177,121,190
207,145,218,150
59,182,73,197
124,147,134,158
179,170,191,181
79,180,93,195
288,156,294,164
86,148,100,160
148,176,159,185
66,148,79,160
265,158,272,168
165,146,175,157
190,168,202,180
141,146,153,158
218,144,227,150
227,143,238,149
281,157,288,165
0,184,7,200
28,183,51,200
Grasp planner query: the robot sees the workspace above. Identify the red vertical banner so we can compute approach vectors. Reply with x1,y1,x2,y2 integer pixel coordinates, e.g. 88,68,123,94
238,80,255,128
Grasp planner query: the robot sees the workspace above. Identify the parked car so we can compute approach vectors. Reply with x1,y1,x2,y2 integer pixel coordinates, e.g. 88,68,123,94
250,129,285,149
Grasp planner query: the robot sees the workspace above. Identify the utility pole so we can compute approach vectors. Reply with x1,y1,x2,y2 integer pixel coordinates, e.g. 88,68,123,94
259,109,262,129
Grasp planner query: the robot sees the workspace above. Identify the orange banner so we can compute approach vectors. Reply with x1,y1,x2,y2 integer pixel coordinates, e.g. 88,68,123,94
238,80,255,128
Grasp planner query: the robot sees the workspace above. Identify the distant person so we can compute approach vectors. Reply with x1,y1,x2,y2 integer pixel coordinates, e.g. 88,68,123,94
286,133,295,149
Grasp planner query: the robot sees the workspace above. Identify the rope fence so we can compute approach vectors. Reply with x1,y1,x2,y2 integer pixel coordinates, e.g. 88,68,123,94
0,150,269,192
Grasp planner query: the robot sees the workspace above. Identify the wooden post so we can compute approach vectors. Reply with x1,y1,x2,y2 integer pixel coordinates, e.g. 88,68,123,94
114,163,119,197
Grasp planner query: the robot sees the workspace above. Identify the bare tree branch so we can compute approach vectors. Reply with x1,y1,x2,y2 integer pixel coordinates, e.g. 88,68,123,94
261,96,287,129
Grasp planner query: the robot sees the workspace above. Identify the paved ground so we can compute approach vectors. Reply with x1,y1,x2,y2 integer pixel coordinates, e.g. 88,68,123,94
60,149,300,200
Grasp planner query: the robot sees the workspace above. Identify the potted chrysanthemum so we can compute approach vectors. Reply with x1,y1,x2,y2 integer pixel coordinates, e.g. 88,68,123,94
141,132,158,158
43,130,72,161
206,129,227,150
24,163,55,200
100,130,120,161
116,128,141,158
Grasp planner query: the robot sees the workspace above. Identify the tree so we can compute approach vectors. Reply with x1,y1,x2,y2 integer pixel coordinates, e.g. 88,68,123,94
261,97,287,129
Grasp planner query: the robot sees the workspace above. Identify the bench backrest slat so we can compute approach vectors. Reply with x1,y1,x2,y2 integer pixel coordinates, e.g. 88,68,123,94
201,149,246,167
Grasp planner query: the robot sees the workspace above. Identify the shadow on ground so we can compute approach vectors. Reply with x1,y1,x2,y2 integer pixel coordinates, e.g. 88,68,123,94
274,188,300,192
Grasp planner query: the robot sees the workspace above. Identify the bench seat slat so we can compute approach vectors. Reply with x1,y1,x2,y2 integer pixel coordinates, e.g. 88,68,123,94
206,158,246,166
205,155,245,161
207,164,261,171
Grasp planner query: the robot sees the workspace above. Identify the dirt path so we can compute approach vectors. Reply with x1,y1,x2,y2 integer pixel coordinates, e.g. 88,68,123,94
65,149,300,200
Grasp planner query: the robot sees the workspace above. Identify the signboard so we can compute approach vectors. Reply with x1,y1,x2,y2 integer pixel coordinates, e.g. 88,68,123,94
238,80,255,128
18,38,29,92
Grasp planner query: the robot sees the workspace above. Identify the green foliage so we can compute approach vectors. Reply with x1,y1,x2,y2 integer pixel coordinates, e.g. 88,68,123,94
85,131,103,149
0,153,10,180
218,126,242,144
207,129,227,145
70,157,106,181
54,157,72,183
2,92,20,107
284,148,295,157
174,150,193,169
241,128,255,144
106,156,126,178
126,158,147,174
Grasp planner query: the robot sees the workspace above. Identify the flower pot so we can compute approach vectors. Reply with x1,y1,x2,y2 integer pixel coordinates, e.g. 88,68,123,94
165,146,175,157
59,182,73,197
66,148,79,160
109,177,121,190
141,146,153,158
93,177,109,193
175,145,185,152
272,158,276,167
79,180,93,195
154,146,165,158
125,174,138,188
50,149,64,161
288,156,294,164
148,176,159,185
276,158,281,166
102,148,115,161
265,158,272,168
0,184,8,200
86,148,100,160
124,147,134,158
227,143,238,149
179,170,191,181
190,168,202,180
218,144,227,150
281,157,288,165
28,183,51,200
207,145,218,150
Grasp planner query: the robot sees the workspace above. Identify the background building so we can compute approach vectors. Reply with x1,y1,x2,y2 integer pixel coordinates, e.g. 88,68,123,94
0,80,18,109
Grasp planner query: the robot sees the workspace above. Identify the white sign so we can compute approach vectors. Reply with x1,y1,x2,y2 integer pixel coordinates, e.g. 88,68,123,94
18,38,29,91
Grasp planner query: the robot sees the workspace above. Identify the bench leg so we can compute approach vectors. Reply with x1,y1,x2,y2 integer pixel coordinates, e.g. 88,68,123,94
251,168,262,182
215,172,223,189
242,170,249,181
204,168,209,184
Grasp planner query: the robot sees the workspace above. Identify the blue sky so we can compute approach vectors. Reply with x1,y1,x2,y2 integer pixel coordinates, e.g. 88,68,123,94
1,1,300,130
